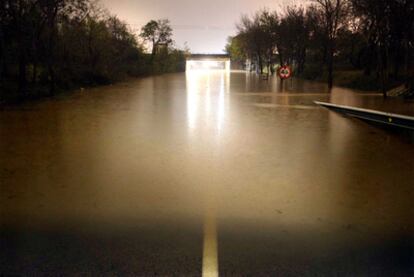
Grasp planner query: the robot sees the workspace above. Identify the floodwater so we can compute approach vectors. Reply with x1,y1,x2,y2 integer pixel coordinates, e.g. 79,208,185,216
1,71,413,276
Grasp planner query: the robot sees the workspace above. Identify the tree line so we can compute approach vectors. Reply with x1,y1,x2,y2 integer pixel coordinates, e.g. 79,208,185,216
226,0,414,94
0,0,186,102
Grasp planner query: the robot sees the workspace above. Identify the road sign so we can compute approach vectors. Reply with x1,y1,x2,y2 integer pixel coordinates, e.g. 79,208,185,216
278,65,292,79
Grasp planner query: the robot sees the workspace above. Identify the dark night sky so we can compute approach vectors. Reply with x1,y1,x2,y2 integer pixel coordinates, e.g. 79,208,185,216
101,0,307,53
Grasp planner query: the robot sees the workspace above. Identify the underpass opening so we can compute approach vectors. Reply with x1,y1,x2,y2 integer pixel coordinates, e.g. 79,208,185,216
186,54,231,72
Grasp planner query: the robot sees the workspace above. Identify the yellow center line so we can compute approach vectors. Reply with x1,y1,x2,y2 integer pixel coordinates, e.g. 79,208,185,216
202,212,218,277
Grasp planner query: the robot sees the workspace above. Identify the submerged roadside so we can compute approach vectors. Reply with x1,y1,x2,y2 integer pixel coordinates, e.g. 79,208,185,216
0,53,186,105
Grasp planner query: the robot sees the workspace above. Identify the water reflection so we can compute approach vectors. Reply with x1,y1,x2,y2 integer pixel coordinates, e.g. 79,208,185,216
1,72,413,229
186,70,230,138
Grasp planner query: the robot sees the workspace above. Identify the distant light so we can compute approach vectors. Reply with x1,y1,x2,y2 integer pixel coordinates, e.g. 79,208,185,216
186,60,230,72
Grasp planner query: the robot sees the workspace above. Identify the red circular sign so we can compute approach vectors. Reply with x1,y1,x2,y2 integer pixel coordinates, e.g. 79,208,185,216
278,66,292,79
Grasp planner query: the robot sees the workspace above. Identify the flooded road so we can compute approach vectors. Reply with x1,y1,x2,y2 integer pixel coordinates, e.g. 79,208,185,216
1,71,413,276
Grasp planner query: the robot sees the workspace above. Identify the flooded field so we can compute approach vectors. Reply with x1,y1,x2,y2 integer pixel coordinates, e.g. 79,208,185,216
1,71,413,276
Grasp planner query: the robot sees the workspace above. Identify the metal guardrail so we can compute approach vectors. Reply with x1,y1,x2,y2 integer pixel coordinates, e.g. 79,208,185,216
314,101,414,130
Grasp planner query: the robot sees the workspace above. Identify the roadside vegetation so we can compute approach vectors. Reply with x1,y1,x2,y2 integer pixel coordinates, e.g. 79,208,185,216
225,0,414,95
0,0,186,103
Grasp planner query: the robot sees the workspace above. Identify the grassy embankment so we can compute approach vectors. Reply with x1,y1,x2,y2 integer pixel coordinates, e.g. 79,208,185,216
302,66,411,93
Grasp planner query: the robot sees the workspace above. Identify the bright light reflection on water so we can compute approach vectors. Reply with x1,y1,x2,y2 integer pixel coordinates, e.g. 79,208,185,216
186,70,230,138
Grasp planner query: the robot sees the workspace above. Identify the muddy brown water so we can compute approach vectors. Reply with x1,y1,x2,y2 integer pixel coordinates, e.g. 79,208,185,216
1,71,413,275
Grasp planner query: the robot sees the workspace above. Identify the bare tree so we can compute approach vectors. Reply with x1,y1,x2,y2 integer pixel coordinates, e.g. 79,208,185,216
351,0,414,96
314,0,349,89
236,11,275,74
140,19,173,56
278,6,311,74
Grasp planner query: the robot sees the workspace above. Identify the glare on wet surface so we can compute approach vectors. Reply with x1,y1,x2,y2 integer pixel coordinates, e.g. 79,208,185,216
1,71,413,275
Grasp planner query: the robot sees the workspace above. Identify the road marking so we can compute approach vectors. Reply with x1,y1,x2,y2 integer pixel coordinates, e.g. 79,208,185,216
202,212,218,277
234,92,330,97
233,92,383,97
251,103,319,110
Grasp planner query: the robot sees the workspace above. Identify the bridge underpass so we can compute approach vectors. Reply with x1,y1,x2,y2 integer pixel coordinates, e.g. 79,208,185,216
186,54,231,71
